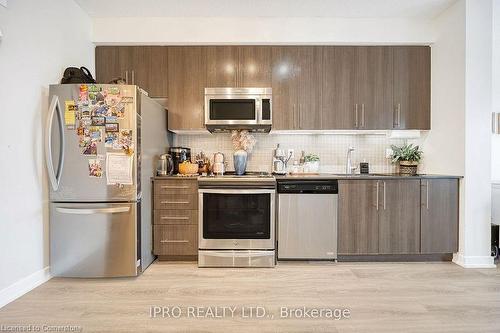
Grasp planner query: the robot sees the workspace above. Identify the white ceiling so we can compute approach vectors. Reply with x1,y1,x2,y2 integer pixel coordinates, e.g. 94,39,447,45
75,0,456,19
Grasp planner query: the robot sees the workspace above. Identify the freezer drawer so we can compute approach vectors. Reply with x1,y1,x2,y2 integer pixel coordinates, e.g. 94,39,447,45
278,193,338,260
50,202,138,277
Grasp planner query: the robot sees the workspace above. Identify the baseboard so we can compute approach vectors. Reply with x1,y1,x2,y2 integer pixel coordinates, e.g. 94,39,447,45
452,253,496,268
0,267,51,308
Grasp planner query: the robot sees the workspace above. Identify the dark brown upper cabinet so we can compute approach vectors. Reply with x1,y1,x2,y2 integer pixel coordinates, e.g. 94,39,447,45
148,46,168,97
354,46,394,130
95,46,166,97
238,46,272,87
206,46,239,87
393,46,431,130
322,47,356,129
271,46,322,130
167,47,207,130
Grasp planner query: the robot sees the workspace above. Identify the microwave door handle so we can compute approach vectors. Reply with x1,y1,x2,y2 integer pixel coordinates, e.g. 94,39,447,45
256,98,262,124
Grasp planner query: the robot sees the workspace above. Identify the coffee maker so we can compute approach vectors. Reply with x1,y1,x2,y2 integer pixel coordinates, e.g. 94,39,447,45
168,147,191,174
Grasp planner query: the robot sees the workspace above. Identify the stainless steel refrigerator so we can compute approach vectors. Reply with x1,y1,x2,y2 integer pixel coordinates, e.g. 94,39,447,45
46,84,168,277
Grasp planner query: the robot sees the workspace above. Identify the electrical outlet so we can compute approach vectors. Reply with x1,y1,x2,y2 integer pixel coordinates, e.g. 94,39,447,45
287,149,295,159
385,148,393,159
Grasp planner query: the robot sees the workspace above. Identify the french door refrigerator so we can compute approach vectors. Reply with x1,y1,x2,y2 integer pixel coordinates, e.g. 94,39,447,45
46,84,168,277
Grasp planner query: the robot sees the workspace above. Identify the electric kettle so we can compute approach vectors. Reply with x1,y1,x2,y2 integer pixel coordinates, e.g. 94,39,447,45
157,154,174,176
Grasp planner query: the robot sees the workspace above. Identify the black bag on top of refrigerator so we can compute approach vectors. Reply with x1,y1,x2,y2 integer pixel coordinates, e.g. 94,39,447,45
60,66,96,84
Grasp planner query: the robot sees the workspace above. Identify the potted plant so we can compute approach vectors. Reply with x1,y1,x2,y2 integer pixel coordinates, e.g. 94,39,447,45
390,143,423,176
303,154,320,173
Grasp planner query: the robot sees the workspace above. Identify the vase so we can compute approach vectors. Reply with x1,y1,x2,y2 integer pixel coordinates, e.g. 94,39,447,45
233,150,248,175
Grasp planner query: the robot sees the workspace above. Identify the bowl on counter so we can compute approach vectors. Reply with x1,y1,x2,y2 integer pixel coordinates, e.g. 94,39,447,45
179,162,199,175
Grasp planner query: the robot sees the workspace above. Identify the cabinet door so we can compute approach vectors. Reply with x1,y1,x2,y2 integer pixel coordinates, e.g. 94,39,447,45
148,46,168,97
355,47,393,129
296,47,322,130
206,46,238,87
378,180,421,254
95,46,121,84
238,46,272,87
167,47,207,130
322,46,356,129
393,46,431,129
421,179,459,253
338,180,379,255
128,46,151,92
271,47,299,130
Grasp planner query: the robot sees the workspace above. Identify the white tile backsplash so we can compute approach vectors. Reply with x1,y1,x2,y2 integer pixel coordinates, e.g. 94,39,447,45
173,133,408,173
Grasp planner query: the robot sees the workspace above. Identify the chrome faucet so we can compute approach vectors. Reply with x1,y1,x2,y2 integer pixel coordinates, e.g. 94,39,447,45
346,147,357,174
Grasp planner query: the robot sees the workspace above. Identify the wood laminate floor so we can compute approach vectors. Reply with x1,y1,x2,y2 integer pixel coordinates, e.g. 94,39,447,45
0,261,499,332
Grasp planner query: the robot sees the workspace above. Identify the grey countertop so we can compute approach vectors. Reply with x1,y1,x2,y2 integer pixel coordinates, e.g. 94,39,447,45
153,173,462,181
274,173,463,180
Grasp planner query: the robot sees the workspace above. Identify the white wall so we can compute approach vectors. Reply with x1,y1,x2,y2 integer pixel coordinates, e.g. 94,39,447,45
422,0,494,268
0,0,94,306
491,1,500,181
92,17,434,45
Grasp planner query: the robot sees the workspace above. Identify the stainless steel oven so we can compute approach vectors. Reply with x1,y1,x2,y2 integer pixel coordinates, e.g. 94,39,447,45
198,175,276,267
204,87,272,132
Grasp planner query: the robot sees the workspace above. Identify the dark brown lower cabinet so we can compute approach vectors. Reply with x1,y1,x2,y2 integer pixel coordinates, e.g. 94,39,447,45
420,179,459,253
338,180,379,255
339,178,459,257
378,180,421,254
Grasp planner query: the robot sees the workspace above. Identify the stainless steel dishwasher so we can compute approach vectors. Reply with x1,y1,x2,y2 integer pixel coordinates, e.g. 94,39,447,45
277,180,338,260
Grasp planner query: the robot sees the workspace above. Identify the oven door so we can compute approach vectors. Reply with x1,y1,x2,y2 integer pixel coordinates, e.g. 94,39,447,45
199,189,275,250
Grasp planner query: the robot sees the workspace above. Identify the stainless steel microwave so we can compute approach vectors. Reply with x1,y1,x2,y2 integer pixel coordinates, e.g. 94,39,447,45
204,87,272,132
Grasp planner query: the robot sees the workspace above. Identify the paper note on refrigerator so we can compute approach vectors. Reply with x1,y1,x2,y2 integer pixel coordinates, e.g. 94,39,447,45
106,153,133,185
64,100,76,129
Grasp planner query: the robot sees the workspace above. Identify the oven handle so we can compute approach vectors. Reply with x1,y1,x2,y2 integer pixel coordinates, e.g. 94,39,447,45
198,189,276,194
202,251,274,258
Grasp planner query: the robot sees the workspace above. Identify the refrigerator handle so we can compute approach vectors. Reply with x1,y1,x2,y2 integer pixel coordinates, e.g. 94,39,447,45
45,95,65,191
55,207,131,215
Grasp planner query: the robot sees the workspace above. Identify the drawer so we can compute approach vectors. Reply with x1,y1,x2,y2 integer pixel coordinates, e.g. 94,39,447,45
154,225,198,256
155,194,198,210
154,180,198,195
154,210,198,225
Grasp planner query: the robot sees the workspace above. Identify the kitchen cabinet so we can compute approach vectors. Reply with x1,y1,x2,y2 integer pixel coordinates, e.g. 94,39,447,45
238,46,272,87
206,46,239,87
148,46,169,97
354,46,393,129
322,46,356,129
95,46,166,97
338,180,379,255
153,178,199,259
378,179,421,254
271,46,322,130
167,46,207,131
420,179,459,253
393,46,431,129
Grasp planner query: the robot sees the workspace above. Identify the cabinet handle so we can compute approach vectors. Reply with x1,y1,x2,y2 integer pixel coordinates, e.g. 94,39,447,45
396,103,401,127
125,71,129,84
160,201,190,204
160,216,189,220
160,185,190,189
160,240,189,243
131,70,135,85
361,104,365,128
354,104,359,128
298,104,302,129
426,180,429,209
292,104,296,128
383,181,386,210
375,181,379,210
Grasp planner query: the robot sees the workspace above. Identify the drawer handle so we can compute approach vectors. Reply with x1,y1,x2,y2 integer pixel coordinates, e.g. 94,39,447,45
160,240,189,243
160,216,189,220
160,186,190,189
160,201,190,204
